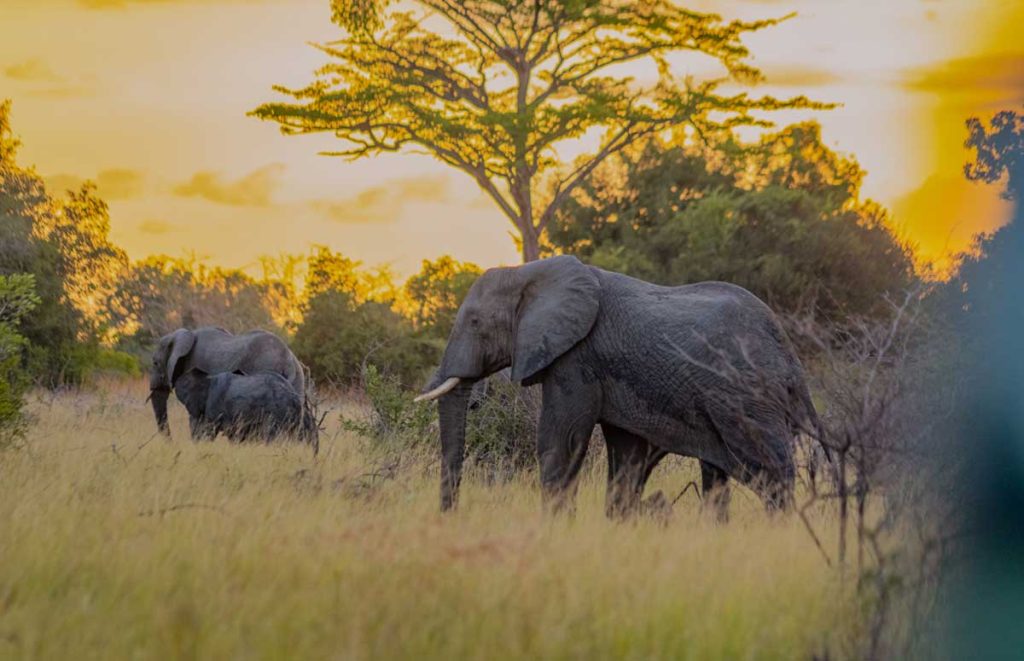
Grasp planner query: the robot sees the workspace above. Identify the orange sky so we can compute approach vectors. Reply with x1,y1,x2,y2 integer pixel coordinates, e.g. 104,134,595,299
2,0,1022,275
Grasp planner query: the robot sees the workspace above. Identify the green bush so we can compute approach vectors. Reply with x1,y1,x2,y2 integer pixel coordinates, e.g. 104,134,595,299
344,366,538,478
341,365,436,448
0,273,40,445
464,375,539,479
91,348,142,378
294,290,437,388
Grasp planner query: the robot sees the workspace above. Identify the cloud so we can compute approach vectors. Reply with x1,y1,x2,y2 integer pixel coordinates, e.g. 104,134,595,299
758,65,843,88
313,175,452,224
45,174,86,194
96,168,145,199
5,58,97,98
905,53,1024,98
45,168,146,199
173,164,285,207
138,219,176,235
77,0,283,8
4,58,62,82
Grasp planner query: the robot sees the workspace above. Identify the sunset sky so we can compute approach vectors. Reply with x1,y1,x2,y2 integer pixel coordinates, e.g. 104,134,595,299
2,0,1022,276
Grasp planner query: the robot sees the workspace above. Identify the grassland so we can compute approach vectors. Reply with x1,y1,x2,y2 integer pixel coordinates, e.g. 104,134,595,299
0,379,857,660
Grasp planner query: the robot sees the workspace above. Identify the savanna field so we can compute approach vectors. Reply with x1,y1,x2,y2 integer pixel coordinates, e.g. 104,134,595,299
0,379,855,660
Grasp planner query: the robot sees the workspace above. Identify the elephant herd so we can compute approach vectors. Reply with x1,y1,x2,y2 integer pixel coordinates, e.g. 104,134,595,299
149,256,831,521
147,327,318,452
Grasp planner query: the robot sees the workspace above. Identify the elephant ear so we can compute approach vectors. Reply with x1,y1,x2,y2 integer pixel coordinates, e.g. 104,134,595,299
165,328,196,388
511,256,600,383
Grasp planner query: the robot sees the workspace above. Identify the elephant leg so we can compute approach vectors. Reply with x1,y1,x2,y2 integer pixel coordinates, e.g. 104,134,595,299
603,423,667,520
700,460,731,523
536,378,599,515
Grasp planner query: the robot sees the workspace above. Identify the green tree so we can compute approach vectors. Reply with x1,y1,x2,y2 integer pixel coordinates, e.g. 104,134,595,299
547,122,915,319
40,182,128,339
964,106,1022,201
939,107,1022,330
0,100,116,385
253,1,823,262
293,290,434,387
404,256,482,338
294,246,434,386
107,255,283,353
305,245,399,303
0,273,39,443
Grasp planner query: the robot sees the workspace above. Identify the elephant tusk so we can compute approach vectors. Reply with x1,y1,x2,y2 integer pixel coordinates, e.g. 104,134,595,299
414,377,461,403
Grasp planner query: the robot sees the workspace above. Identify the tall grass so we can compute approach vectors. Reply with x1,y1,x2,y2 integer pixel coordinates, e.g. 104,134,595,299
0,380,855,660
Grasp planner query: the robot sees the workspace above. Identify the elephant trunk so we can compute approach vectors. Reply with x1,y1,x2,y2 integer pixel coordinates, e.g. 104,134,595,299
150,387,171,436
438,381,474,512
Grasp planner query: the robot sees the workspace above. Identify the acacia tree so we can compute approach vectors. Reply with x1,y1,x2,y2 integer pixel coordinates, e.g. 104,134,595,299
253,0,823,262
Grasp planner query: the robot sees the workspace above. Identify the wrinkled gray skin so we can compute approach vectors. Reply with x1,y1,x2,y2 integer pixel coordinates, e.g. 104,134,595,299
425,255,823,518
149,327,305,439
173,369,314,447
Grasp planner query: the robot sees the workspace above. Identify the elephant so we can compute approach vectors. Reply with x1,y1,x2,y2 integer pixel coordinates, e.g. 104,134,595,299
173,368,315,447
148,327,307,439
415,255,828,518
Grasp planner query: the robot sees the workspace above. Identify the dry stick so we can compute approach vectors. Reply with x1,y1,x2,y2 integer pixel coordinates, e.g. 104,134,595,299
670,480,701,507
797,498,834,568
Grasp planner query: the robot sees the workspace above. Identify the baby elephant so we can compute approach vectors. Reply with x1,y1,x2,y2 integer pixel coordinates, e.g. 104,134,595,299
174,368,315,448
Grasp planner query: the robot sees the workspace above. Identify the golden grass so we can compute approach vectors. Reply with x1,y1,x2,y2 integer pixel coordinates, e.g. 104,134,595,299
0,380,856,660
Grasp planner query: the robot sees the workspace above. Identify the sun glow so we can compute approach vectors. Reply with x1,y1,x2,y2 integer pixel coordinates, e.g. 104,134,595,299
0,0,1020,274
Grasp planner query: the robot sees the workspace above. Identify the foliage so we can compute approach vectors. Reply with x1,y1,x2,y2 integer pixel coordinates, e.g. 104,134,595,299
341,364,436,444
937,106,1023,333
942,107,1024,660
0,100,126,387
106,255,286,355
305,245,399,303
964,106,1022,200
404,256,482,338
547,123,915,319
0,273,39,444
253,1,825,261
293,247,431,386
463,374,539,478
346,366,538,477
293,289,435,388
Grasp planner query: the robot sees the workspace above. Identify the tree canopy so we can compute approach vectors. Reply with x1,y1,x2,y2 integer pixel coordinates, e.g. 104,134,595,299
546,122,915,319
0,101,128,385
939,107,1022,331
253,0,825,261
964,106,1023,201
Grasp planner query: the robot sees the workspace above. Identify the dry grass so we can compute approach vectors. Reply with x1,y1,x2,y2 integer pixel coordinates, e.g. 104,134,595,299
0,379,856,660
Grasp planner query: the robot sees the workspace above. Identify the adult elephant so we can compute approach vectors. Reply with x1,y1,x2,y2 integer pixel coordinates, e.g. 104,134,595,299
148,327,305,438
415,256,826,518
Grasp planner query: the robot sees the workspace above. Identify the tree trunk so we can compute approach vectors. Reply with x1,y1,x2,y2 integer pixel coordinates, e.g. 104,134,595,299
520,225,540,263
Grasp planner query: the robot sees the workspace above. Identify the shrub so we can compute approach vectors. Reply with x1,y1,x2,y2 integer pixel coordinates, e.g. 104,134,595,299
344,366,539,478
0,273,40,444
294,290,436,388
341,365,436,447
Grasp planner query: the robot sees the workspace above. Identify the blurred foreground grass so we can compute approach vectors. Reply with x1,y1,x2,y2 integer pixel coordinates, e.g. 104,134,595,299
0,380,855,660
